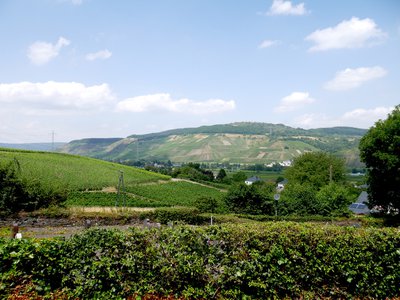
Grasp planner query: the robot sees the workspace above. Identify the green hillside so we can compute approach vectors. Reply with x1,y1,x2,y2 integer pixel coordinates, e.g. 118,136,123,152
0,148,226,209
60,122,367,167
0,148,169,192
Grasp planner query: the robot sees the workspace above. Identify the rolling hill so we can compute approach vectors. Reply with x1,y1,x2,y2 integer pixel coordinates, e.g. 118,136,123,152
0,148,225,208
60,122,367,167
0,147,169,192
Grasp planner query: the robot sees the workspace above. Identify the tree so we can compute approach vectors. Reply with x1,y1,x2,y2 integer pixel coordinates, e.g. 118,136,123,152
280,183,318,216
315,183,352,216
285,152,346,189
216,168,227,182
359,105,400,213
224,182,273,215
231,171,247,183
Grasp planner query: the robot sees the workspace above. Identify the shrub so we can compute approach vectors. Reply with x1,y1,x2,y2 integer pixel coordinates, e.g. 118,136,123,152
0,224,399,299
142,207,209,225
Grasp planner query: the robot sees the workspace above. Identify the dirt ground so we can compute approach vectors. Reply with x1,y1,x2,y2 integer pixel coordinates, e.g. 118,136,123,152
0,216,144,239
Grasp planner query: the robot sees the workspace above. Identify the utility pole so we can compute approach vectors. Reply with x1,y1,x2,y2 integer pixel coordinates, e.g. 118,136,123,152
136,138,139,162
51,131,55,152
116,170,126,207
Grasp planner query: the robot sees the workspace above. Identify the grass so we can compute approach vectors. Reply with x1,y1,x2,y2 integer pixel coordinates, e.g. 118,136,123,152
0,148,170,191
66,180,226,208
0,148,227,210
125,181,225,207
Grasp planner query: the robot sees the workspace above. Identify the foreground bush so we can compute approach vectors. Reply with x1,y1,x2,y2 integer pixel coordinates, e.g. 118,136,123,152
0,223,399,299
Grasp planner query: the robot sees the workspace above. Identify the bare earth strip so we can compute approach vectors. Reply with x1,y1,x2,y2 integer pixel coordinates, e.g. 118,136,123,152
69,206,156,213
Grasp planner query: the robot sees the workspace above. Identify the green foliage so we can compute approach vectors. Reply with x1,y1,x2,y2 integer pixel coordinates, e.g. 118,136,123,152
0,224,399,299
231,170,247,182
216,168,227,182
280,183,318,216
281,152,355,216
172,163,214,182
280,183,353,217
359,105,400,213
195,196,219,213
149,207,208,225
285,152,346,189
315,183,353,216
225,182,274,214
0,160,66,215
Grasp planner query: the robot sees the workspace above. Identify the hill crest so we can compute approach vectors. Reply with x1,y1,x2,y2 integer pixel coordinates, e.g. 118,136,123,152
60,122,366,167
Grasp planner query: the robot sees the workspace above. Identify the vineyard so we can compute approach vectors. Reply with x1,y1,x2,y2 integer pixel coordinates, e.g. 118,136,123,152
0,148,169,192
66,181,225,208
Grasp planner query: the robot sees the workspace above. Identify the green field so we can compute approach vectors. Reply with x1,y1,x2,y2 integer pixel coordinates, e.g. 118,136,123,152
0,148,169,192
1,148,226,208
66,181,225,208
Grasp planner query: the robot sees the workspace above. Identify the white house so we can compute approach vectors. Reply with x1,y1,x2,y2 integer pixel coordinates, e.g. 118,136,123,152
245,176,261,185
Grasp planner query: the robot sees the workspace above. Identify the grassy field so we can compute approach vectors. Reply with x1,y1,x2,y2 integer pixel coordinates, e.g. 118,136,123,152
1,148,226,209
66,180,225,208
0,148,169,192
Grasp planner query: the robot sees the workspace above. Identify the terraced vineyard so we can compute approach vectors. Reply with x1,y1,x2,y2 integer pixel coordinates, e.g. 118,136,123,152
60,122,366,167
0,148,225,209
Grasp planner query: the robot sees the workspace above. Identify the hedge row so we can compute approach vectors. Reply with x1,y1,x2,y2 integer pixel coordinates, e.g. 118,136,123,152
1,223,399,299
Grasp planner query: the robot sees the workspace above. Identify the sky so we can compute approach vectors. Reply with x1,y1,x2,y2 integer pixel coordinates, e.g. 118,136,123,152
0,0,399,143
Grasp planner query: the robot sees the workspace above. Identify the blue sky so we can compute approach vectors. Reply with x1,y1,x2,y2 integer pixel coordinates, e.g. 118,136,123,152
0,0,399,143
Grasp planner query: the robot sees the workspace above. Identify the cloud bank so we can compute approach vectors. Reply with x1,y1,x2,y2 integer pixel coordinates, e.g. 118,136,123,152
0,81,114,113
27,37,70,65
324,66,387,91
295,106,394,129
306,17,386,51
116,93,236,114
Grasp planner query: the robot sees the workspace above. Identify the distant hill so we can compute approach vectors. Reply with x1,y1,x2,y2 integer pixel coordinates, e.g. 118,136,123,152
60,122,367,167
0,142,66,152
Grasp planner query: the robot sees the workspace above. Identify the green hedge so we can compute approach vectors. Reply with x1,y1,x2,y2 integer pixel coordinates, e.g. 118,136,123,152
0,223,399,299
141,207,209,225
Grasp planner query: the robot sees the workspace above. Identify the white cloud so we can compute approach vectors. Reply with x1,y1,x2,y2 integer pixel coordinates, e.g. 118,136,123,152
27,37,70,65
267,0,308,16
274,92,315,112
306,17,386,51
342,107,393,122
0,81,115,113
324,66,387,91
258,40,280,49
86,49,112,61
293,106,394,129
116,93,236,114
293,113,332,128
